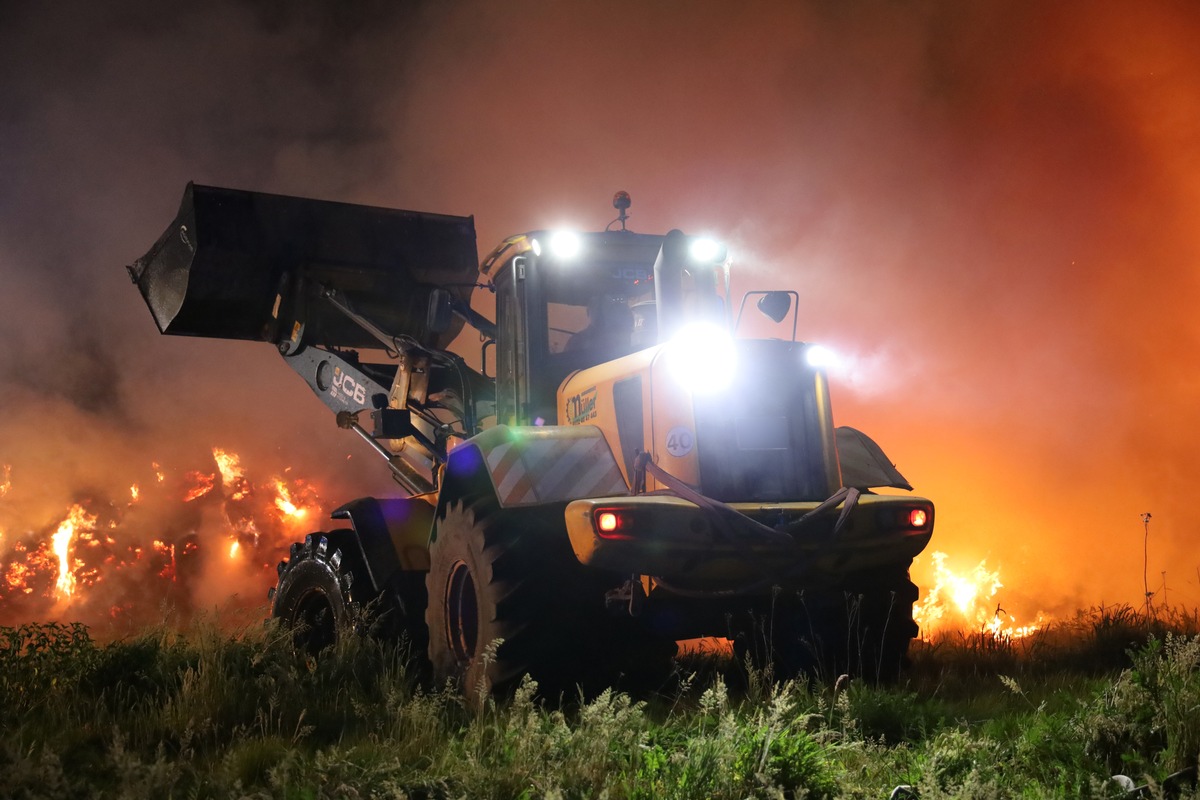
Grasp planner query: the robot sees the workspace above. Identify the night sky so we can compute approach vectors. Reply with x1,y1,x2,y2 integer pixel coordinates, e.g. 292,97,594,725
2,0,1199,624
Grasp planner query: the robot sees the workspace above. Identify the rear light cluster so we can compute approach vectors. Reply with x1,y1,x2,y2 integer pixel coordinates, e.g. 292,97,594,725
594,508,636,540
876,504,933,531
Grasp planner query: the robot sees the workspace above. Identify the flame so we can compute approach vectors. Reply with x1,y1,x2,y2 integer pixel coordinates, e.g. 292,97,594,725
272,478,308,520
0,447,326,631
6,543,41,595
50,504,95,600
6,559,34,594
152,539,176,581
213,447,249,500
914,550,1046,639
182,471,215,502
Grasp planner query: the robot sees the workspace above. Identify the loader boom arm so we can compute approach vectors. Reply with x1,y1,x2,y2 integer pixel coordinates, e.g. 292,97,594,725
128,183,491,495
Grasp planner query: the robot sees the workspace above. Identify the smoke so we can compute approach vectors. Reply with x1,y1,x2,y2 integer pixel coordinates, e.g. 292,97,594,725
2,0,1199,628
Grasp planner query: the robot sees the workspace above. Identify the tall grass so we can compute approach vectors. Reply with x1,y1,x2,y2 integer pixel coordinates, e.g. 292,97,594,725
1,606,1198,799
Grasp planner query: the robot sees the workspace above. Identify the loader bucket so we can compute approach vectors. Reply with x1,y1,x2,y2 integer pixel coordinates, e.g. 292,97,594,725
127,183,478,351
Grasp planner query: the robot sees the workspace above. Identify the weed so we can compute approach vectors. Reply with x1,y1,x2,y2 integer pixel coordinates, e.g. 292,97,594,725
1085,633,1200,776
3,608,1200,798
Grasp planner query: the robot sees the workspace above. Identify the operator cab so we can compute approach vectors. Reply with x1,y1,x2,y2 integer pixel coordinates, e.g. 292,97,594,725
481,224,729,427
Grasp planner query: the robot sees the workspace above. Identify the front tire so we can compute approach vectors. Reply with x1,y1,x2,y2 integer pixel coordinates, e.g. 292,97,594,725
425,503,508,699
270,531,360,656
426,501,665,703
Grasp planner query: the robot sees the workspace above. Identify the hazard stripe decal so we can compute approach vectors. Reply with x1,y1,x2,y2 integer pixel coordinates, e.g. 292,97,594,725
481,428,629,507
535,437,618,501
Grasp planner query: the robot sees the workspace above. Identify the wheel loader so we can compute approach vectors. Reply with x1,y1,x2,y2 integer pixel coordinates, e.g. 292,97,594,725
127,183,934,697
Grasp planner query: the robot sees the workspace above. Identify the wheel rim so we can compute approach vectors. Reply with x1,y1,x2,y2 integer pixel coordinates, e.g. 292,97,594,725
293,588,337,655
445,559,479,663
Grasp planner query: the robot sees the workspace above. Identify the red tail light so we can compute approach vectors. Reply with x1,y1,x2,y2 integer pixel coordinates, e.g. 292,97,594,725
594,508,635,540
879,504,932,531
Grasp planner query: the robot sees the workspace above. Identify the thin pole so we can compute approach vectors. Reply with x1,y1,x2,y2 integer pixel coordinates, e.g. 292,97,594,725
1141,512,1153,620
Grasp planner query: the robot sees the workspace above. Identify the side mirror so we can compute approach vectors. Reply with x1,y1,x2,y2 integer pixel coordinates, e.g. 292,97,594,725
426,288,454,334
756,291,792,323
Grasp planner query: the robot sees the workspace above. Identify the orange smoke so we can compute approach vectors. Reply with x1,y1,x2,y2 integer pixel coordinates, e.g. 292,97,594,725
4,0,1200,639
375,1,1200,621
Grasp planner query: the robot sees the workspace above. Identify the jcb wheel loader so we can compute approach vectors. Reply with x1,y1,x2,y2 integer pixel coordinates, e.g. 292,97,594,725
128,183,933,699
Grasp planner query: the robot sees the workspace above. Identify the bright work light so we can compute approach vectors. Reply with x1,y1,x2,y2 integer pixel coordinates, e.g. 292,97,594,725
804,344,838,370
664,322,737,393
549,230,581,259
688,237,724,262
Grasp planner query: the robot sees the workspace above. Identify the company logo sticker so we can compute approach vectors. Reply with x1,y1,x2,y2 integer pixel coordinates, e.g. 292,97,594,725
565,386,598,425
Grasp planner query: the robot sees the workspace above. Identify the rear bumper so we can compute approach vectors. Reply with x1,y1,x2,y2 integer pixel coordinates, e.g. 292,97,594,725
564,493,933,591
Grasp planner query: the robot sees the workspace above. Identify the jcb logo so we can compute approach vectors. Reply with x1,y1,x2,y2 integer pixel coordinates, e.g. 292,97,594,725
330,368,367,405
610,267,649,282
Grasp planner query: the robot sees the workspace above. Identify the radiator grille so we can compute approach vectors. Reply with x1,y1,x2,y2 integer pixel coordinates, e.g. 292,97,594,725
692,340,836,502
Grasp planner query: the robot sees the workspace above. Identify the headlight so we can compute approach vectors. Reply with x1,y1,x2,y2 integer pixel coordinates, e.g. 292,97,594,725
549,230,581,258
664,322,737,393
805,344,838,370
688,237,725,262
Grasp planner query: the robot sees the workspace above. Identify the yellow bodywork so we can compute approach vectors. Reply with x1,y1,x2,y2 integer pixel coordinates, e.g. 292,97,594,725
554,339,924,592
558,344,703,491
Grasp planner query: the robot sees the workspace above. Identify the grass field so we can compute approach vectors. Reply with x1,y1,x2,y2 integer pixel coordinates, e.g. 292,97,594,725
2,606,1199,799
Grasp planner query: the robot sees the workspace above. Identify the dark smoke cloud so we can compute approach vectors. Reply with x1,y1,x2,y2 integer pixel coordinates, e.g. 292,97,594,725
2,0,1198,627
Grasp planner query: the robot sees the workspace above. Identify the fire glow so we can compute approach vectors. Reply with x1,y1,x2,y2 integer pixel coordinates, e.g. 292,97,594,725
0,448,322,631
2,444,1049,642
913,550,1046,639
